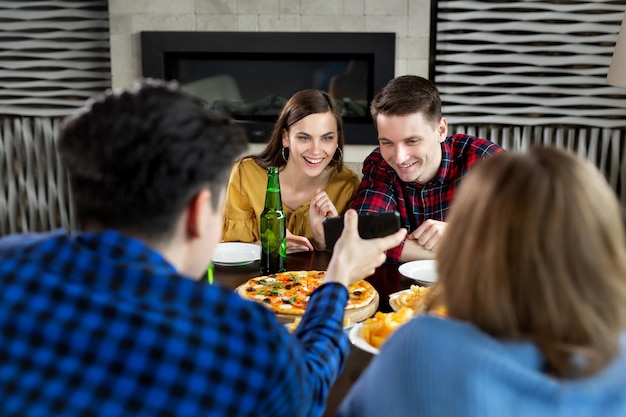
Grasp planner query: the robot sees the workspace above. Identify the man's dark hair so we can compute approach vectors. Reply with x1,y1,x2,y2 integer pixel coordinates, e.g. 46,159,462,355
58,78,248,240
370,75,442,126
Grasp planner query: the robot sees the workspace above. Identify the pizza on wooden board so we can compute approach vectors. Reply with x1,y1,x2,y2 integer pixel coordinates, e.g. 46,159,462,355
236,270,377,316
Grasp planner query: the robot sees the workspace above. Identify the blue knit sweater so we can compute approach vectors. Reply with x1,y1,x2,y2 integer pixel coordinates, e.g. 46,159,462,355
338,315,626,417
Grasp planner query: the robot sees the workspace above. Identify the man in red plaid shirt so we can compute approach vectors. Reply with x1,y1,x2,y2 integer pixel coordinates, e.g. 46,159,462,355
353,75,503,263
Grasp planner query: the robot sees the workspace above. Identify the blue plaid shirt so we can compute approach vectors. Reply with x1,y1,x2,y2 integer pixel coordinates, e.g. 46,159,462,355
0,230,349,417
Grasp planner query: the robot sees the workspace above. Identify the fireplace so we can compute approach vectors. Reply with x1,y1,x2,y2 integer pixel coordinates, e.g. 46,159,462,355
140,31,395,145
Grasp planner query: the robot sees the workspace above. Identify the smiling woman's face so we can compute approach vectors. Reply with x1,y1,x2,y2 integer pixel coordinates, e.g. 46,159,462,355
282,111,338,177
376,112,446,184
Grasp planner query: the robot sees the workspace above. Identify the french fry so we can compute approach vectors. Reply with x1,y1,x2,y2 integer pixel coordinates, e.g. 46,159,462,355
287,316,352,333
285,317,302,333
361,307,414,349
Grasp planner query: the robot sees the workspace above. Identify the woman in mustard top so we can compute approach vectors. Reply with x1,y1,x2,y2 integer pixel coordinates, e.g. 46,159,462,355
222,89,359,251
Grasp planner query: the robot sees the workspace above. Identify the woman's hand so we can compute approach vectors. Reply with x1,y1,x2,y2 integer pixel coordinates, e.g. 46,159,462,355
286,229,314,253
309,189,339,249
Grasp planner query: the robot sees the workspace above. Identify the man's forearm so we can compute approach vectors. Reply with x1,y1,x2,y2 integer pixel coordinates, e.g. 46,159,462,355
399,239,435,262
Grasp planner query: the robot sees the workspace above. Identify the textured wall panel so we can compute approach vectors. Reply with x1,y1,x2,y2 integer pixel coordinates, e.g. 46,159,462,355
0,0,108,234
449,124,626,203
0,117,75,234
434,0,626,127
0,0,110,117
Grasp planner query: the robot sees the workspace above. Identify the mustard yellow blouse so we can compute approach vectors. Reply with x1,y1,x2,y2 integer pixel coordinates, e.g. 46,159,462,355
222,158,360,244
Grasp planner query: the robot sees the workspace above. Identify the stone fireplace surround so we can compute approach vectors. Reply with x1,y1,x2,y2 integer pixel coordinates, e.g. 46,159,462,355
107,0,432,162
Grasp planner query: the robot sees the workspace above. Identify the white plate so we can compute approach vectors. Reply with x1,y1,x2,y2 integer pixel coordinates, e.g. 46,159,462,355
398,260,438,284
348,323,379,355
212,242,260,266
389,294,402,312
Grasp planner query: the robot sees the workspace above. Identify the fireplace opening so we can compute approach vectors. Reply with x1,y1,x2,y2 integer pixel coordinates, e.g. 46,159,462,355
141,31,395,144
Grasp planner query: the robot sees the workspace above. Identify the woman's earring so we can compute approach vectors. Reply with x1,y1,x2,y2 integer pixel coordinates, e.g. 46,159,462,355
282,147,289,162
332,147,343,163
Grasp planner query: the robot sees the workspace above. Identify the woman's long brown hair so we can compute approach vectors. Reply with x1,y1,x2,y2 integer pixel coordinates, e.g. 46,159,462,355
251,89,345,171
435,146,626,378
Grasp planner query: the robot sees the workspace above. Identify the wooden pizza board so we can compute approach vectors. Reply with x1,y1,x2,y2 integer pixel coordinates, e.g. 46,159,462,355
235,283,380,325
277,290,379,324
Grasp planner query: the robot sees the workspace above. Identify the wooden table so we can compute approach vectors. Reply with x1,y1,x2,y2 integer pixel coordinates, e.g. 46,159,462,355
213,249,415,416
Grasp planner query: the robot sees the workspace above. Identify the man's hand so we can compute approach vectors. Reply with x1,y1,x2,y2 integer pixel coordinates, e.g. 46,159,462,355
397,220,447,262
408,219,447,251
324,209,407,287
309,189,339,249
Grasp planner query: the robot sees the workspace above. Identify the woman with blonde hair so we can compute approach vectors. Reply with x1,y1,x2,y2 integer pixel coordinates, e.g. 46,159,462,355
222,89,359,251
339,146,626,416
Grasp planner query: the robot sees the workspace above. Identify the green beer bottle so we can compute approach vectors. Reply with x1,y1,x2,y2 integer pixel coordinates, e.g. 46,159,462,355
260,166,287,274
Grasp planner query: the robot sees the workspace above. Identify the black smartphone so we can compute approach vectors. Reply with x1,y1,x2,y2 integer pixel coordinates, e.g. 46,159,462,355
323,211,401,251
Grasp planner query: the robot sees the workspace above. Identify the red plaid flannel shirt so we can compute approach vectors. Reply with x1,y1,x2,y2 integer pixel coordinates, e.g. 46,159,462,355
352,134,503,263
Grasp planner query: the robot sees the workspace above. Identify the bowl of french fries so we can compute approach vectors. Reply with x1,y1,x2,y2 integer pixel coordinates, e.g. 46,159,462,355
354,307,414,352
350,285,447,354
389,284,446,315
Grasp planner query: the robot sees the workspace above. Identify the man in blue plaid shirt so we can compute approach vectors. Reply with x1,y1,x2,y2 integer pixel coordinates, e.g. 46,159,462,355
0,79,406,417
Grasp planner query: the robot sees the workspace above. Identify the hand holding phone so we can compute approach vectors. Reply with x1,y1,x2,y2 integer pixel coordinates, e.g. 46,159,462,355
323,211,401,251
